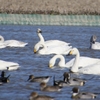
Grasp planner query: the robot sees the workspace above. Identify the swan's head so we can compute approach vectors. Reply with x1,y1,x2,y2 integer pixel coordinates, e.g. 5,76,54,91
34,43,44,53
49,58,55,68
90,35,97,43
68,48,79,55
37,28,42,34
0,35,4,42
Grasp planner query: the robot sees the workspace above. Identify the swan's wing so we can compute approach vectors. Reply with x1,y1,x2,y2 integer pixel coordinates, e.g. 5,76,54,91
45,40,70,46
65,57,100,68
91,42,100,50
79,62,100,75
5,40,28,47
46,45,72,54
0,42,7,48
78,57,100,67
0,60,20,70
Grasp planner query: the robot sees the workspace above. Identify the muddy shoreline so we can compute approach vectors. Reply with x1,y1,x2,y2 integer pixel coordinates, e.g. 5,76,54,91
0,0,100,15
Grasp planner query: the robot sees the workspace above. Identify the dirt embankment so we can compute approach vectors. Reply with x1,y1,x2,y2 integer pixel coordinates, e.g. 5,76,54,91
0,0,100,15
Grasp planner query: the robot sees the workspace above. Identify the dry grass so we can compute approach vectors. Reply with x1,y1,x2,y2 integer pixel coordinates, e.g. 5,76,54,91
0,0,100,14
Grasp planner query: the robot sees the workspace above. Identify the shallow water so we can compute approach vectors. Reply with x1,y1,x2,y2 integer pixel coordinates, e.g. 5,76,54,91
0,25,100,100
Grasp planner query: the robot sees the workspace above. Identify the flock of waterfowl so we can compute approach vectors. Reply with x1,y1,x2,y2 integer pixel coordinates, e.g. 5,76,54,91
0,28,100,100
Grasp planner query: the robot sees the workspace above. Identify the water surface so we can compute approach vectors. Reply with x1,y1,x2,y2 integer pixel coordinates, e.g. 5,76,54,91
0,25,100,100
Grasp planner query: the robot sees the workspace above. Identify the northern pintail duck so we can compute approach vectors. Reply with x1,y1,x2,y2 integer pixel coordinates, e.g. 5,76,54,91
71,87,97,99
0,71,10,83
27,75,51,83
63,72,86,86
54,72,86,87
29,92,54,100
40,82,62,92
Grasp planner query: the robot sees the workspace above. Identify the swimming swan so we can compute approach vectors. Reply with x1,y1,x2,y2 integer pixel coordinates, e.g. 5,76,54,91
49,48,100,74
34,43,72,55
90,35,100,50
34,28,71,51
0,60,20,70
0,35,28,47
68,48,100,74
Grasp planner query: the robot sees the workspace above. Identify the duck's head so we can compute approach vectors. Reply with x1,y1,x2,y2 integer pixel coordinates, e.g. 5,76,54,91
72,87,79,93
40,82,47,90
27,75,34,81
30,92,38,100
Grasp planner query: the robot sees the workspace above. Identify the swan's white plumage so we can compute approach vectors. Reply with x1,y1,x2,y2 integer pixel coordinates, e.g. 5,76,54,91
36,28,70,46
49,55,100,68
49,48,100,74
34,28,71,51
0,60,20,70
34,28,72,55
0,35,28,47
69,48,100,74
34,43,72,55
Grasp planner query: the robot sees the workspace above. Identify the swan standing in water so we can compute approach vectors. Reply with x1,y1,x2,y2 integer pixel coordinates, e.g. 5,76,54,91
0,60,20,70
90,35,100,50
0,35,28,47
34,28,71,53
49,48,100,74
34,43,72,55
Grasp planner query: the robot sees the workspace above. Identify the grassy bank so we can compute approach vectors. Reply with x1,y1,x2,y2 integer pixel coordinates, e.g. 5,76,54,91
0,0,100,14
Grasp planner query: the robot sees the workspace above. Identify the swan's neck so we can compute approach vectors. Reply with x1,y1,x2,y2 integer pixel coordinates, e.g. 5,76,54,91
38,33,45,42
0,36,4,43
71,52,80,72
38,43,47,54
53,55,66,67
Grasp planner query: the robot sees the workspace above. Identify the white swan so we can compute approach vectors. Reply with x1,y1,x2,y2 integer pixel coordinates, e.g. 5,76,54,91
0,35,28,47
34,43,72,55
34,28,71,51
49,48,100,74
90,35,100,50
68,48,100,74
0,60,20,70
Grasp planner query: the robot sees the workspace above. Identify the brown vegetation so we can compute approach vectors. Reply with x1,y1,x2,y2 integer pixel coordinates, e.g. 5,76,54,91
0,0,100,14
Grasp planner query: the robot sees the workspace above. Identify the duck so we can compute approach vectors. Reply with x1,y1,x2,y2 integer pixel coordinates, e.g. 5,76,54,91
63,72,86,86
34,43,72,55
0,60,20,71
0,35,28,47
68,48,100,74
0,71,10,83
29,92,54,100
34,28,72,54
40,82,62,92
53,75,69,87
90,35,100,50
71,87,97,99
54,72,85,87
27,75,51,83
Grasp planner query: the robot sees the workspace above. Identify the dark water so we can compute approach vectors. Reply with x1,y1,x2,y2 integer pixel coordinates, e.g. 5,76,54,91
0,25,100,100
